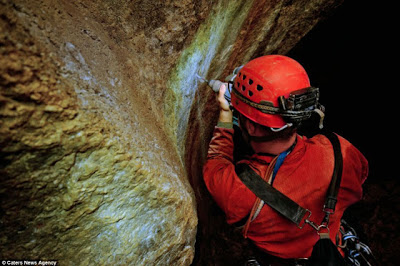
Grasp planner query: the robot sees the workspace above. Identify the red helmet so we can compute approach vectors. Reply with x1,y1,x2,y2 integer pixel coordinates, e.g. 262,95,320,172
231,55,312,128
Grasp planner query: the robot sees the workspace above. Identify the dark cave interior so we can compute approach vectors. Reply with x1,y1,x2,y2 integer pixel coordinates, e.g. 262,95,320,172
288,1,399,263
288,0,397,181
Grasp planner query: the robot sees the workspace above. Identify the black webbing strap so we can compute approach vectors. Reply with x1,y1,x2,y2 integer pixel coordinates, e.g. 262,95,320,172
235,163,308,226
235,131,343,228
321,131,343,214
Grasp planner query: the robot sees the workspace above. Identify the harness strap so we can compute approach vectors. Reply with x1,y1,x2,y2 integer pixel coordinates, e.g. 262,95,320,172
322,132,343,212
235,132,343,232
241,157,277,238
271,140,296,185
236,163,308,226
236,141,296,236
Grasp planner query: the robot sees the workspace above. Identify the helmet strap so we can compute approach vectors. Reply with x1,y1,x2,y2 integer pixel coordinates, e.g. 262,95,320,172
270,123,293,132
242,129,282,143
239,116,296,143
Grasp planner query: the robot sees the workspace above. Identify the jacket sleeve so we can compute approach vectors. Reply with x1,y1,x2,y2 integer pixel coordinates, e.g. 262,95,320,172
202,126,253,223
337,136,369,209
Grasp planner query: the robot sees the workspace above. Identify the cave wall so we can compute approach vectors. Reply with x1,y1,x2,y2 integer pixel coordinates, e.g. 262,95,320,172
0,0,343,265
0,1,197,265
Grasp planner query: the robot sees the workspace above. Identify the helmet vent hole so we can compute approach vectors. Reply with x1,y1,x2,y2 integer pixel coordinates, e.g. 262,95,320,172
257,85,263,91
242,74,246,80
242,85,246,91
237,82,240,88
249,79,253,85
248,90,253,97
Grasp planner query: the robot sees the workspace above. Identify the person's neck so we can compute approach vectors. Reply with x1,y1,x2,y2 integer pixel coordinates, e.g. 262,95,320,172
251,134,297,155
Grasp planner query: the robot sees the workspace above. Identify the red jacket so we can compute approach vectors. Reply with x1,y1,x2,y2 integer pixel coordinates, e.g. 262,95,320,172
203,126,368,259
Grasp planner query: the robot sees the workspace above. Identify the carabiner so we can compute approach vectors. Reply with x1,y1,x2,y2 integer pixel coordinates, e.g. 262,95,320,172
305,218,320,232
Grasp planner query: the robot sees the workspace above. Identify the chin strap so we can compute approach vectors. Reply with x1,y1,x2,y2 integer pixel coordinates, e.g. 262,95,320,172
240,123,285,143
240,119,295,144
270,123,293,132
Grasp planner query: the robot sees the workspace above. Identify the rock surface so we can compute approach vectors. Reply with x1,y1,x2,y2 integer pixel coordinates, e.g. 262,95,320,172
0,0,343,264
0,2,196,265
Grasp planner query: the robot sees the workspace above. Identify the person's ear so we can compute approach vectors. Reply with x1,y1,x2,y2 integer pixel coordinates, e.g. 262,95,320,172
246,119,256,135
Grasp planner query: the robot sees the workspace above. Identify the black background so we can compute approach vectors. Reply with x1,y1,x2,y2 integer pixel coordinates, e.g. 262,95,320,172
288,1,398,181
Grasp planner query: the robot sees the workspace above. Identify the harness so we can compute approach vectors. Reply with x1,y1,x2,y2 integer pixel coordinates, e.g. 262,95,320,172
236,131,341,235
234,132,376,265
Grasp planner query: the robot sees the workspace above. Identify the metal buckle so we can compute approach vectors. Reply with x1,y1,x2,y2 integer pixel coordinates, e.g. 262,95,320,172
298,209,330,233
317,224,330,236
298,209,312,229
323,204,335,215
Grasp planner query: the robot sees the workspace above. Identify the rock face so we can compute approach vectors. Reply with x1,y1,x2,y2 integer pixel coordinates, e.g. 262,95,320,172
0,0,342,265
0,2,196,265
